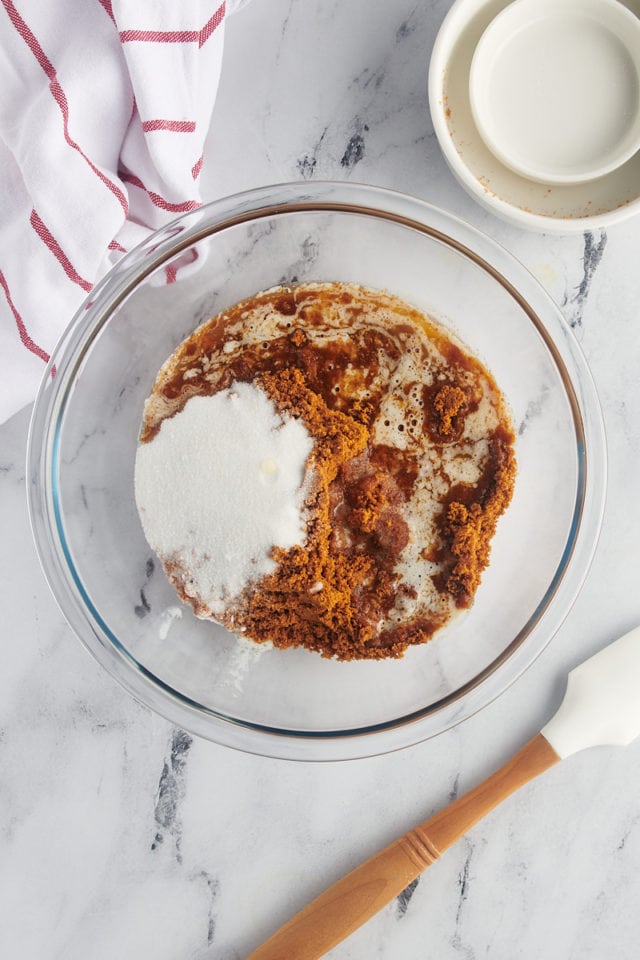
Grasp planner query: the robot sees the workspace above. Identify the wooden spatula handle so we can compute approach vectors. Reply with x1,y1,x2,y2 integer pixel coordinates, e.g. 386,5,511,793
246,734,559,960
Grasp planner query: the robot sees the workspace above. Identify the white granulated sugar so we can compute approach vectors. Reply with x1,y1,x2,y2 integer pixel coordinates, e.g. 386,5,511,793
157,606,183,641
135,382,314,611
222,636,274,695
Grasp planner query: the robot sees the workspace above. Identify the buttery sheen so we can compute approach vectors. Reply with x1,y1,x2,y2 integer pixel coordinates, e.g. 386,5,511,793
136,282,516,660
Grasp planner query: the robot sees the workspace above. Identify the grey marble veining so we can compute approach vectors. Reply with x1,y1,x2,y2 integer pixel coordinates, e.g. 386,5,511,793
2,0,640,957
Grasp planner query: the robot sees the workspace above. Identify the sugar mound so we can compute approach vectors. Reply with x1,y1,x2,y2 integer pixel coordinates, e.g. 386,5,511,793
135,381,314,612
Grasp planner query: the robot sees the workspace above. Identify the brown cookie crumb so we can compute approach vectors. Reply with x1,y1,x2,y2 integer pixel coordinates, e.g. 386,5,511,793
443,439,517,605
433,384,466,437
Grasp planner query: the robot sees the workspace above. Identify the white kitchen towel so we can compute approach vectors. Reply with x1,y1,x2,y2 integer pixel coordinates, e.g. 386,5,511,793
0,0,241,423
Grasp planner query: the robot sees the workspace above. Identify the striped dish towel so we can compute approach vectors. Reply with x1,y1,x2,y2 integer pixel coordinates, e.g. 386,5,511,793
0,0,244,423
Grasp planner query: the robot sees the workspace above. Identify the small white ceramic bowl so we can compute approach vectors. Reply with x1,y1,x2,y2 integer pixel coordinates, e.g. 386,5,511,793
429,0,640,232
469,0,640,185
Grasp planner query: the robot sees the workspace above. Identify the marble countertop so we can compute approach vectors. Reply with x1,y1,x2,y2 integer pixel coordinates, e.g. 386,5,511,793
2,1,640,957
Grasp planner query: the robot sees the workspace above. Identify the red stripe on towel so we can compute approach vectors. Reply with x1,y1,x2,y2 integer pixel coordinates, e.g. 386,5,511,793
0,269,50,363
199,3,225,47
121,27,199,42
120,171,200,213
120,3,225,46
30,211,93,292
191,154,204,179
97,0,115,25
1,0,128,215
142,119,196,133
165,247,199,285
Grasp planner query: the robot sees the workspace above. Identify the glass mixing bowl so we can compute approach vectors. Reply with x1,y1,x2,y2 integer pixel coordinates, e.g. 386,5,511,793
27,182,606,760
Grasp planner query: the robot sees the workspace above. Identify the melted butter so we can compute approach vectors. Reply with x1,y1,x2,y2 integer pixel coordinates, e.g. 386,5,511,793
141,282,515,655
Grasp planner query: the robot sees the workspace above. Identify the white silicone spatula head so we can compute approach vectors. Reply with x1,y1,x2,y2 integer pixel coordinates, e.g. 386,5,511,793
248,626,640,960
542,625,640,759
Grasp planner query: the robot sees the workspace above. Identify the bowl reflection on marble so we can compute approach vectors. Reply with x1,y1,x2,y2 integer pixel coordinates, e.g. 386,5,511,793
27,182,606,760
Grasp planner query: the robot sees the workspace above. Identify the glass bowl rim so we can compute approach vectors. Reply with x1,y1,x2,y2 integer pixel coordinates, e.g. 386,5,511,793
26,181,607,761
